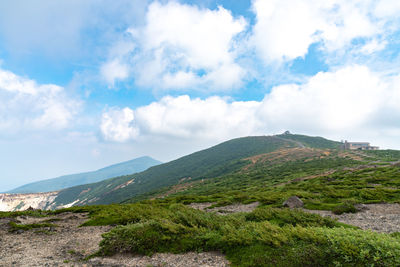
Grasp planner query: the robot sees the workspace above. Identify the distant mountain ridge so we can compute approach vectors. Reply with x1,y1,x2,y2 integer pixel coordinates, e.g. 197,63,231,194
7,156,162,194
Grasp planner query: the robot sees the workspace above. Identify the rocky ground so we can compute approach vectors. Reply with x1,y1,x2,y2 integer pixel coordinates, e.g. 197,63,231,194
0,212,109,266
2,203,400,266
304,203,400,233
87,252,229,267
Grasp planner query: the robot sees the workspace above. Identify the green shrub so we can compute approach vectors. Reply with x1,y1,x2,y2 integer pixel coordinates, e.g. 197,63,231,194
95,203,400,266
245,207,341,228
332,202,357,215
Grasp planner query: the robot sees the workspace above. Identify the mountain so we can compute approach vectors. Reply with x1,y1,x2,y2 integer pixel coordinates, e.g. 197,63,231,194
7,156,162,194
52,133,340,207
3,133,400,267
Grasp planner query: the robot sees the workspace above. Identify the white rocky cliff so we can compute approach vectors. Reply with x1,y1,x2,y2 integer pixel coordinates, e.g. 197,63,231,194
0,192,58,211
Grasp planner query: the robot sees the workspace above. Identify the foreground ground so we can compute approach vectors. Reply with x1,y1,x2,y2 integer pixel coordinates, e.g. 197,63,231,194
1,203,400,266
0,211,229,267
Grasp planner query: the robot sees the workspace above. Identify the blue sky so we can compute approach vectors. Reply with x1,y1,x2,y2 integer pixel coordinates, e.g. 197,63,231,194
1,0,400,191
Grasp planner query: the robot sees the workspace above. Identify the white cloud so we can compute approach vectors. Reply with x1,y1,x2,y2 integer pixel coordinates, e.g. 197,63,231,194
101,107,139,142
374,0,400,18
0,68,80,134
100,95,262,142
126,1,247,91
96,0,400,92
251,0,323,62
100,59,130,87
258,65,393,132
99,40,136,87
359,39,388,54
100,65,400,148
133,95,261,140
251,0,400,63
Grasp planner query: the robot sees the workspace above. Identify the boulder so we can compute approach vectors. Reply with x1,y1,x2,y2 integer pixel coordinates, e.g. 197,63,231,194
25,206,41,211
354,203,369,211
283,196,304,208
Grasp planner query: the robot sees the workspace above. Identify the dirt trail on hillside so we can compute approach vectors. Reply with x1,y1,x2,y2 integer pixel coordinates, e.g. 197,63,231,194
0,212,230,267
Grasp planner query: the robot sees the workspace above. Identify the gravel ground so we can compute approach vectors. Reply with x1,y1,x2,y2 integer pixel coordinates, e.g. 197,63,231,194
0,212,111,266
304,203,400,233
88,252,230,267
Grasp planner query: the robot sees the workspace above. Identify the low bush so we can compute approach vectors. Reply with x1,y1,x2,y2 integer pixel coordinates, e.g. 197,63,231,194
95,203,400,266
332,202,358,215
245,207,342,227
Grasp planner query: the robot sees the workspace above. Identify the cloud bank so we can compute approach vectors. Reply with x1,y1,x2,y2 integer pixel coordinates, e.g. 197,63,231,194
101,65,400,147
99,0,400,91
252,0,400,63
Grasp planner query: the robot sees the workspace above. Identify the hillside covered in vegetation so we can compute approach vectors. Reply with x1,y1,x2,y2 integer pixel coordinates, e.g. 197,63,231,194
52,133,340,207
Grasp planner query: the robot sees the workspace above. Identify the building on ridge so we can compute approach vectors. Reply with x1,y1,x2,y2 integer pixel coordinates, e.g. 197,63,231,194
343,140,379,150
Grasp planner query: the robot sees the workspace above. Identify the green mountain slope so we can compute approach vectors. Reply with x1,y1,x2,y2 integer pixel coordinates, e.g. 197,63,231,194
7,156,161,193
53,133,340,207
146,145,400,212
53,135,300,206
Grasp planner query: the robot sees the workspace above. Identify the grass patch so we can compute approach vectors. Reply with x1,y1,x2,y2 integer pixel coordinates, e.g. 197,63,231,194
8,221,57,232
0,209,55,219
68,249,77,255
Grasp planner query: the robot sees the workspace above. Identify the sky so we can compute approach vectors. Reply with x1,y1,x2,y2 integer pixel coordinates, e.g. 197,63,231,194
1,0,400,191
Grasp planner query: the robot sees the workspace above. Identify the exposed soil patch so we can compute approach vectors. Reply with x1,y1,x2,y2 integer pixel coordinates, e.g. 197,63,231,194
338,151,366,161
153,180,203,199
243,148,326,170
304,203,400,233
189,202,259,215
